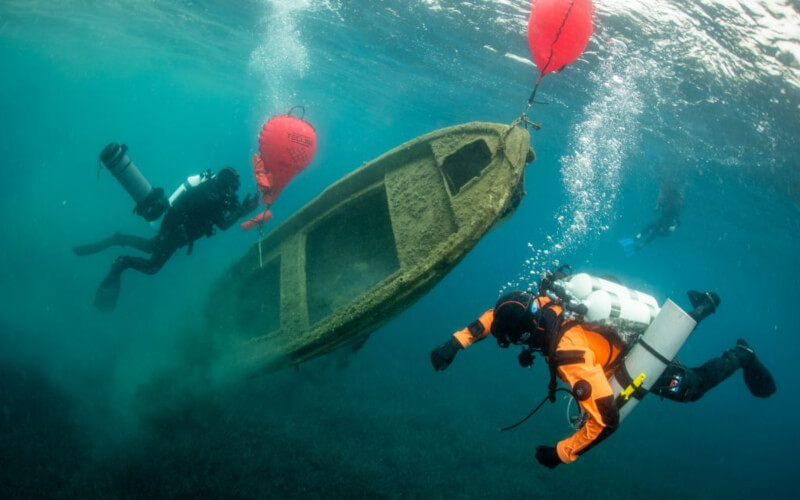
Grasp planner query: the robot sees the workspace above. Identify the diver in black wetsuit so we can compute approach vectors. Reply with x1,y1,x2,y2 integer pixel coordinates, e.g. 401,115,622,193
633,177,685,251
620,176,686,256
74,167,258,311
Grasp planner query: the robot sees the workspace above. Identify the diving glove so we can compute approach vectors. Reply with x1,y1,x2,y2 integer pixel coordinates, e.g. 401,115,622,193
430,339,460,371
535,445,562,469
239,192,260,217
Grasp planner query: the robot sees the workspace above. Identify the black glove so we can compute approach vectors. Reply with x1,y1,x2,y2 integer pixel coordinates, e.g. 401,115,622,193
535,445,562,469
239,192,260,216
430,339,460,371
518,348,535,368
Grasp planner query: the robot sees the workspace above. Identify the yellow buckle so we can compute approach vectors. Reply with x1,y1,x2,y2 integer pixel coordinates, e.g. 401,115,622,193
620,373,647,401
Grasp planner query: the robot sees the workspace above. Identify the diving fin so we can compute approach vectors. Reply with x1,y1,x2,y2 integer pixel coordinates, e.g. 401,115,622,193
687,290,721,323
687,290,720,310
94,265,123,312
618,238,636,257
736,339,776,398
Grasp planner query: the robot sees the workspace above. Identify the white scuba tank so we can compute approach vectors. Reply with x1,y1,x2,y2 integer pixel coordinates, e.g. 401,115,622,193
554,273,660,325
580,289,654,325
560,273,660,310
609,299,697,422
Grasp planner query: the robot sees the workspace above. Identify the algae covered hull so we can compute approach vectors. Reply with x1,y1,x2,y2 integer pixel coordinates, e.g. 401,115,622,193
207,122,534,373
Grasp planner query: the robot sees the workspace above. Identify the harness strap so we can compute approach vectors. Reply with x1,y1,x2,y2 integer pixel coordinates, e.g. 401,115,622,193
541,301,576,403
638,339,672,366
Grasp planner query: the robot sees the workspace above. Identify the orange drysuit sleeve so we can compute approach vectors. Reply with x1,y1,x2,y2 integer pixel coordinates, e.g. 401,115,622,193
452,309,494,349
552,324,620,464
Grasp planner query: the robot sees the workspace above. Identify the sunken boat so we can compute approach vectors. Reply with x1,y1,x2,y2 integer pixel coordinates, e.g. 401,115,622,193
207,121,534,373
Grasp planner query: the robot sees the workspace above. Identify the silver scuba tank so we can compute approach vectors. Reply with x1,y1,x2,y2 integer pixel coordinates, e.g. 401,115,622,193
99,143,169,221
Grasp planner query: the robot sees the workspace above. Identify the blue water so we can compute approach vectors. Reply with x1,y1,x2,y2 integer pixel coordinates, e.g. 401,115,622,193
1,1,797,498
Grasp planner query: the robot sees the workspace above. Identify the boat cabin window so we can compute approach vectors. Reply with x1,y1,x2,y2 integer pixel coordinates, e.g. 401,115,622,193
306,186,400,325
440,139,492,195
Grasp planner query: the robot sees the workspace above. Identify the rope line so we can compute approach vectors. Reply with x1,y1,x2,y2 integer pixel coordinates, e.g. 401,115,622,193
524,0,577,112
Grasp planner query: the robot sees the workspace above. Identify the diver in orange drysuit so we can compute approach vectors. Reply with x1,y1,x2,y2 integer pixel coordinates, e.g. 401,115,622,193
429,274,776,469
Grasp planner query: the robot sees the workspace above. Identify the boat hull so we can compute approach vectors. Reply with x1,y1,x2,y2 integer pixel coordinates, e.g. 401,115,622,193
207,121,534,373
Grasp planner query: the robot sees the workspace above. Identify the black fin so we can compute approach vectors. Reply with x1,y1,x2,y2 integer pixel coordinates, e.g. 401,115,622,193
737,339,776,398
94,270,122,312
687,290,721,310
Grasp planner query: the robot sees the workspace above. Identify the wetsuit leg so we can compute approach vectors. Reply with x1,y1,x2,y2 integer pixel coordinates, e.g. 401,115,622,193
73,233,155,256
115,236,179,275
643,222,663,245
652,352,742,403
116,234,156,253
634,222,657,249
92,229,186,311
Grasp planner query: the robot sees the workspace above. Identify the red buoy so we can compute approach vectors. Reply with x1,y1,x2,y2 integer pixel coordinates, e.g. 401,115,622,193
527,0,593,77
242,109,317,232
253,112,317,205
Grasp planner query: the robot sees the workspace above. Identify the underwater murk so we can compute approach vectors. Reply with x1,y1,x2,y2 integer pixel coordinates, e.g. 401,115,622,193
0,1,797,498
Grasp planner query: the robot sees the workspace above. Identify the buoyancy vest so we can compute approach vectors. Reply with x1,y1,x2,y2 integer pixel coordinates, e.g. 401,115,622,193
161,173,235,251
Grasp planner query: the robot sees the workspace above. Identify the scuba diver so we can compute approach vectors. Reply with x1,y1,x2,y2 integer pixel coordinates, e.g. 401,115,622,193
74,166,258,311
620,176,685,255
429,269,776,469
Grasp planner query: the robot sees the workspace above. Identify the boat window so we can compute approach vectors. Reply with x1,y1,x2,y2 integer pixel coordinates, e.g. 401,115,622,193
440,139,492,195
306,186,400,325
236,256,281,336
